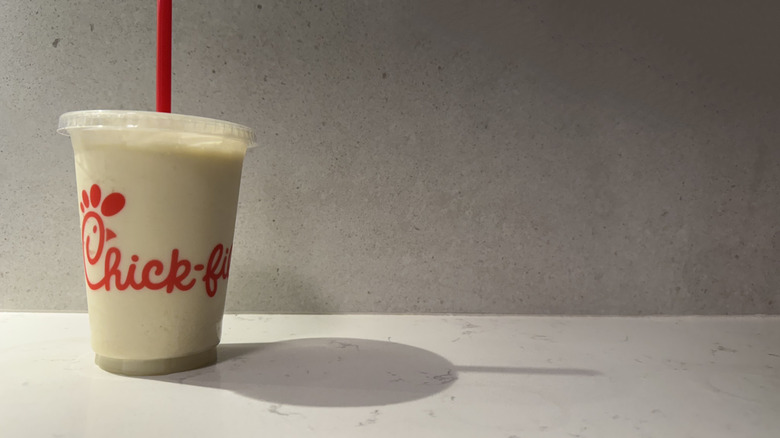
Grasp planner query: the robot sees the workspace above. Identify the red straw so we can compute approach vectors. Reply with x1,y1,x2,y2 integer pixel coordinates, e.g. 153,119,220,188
156,0,172,112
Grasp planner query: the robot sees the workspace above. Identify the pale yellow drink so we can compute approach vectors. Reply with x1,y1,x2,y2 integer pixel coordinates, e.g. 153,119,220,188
58,111,255,375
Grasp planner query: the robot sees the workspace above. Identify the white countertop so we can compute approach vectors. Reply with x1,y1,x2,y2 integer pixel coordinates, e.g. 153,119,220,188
1,313,778,437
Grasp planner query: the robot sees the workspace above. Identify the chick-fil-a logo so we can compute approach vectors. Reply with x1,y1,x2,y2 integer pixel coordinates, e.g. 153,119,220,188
80,184,230,297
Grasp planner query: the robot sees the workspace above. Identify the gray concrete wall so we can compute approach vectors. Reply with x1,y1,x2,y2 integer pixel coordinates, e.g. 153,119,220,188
1,0,778,314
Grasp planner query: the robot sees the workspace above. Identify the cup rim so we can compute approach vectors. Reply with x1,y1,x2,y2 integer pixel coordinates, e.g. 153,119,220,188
58,110,258,148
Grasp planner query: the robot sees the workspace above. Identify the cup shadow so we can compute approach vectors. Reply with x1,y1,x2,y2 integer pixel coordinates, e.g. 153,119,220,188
144,338,602,407
146,338,458,407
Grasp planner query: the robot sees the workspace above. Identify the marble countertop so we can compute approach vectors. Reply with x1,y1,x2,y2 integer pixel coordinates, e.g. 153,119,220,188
1,312,778,437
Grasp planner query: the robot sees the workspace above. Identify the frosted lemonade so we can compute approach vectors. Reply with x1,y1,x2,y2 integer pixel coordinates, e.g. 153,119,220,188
58,111,256,375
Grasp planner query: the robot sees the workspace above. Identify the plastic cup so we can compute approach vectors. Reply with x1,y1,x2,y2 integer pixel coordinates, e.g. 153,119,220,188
57,110,256,376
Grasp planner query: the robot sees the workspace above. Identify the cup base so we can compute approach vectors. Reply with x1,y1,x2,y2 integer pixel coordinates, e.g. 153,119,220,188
94,347,218,376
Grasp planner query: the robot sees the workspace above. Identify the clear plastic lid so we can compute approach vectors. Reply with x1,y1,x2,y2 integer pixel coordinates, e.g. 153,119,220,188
57,110,257,148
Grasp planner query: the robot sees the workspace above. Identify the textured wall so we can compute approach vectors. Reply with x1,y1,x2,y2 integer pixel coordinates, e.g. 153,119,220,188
1,0,778,314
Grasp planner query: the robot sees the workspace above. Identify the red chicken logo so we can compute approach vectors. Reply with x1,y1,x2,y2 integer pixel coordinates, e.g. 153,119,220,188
80,184,126,265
